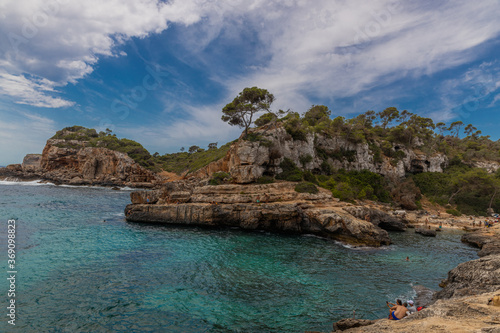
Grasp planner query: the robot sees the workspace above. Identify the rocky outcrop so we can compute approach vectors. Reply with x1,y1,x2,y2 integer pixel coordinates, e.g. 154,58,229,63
342,206,407,231
125,182,393,247
22,154,42,171
462,227,500,257
189,124,448,183
332,318,376,331
333,291,500,332
433,255,500,300
469,160,500,173
415,227,437,237
0,139,162,187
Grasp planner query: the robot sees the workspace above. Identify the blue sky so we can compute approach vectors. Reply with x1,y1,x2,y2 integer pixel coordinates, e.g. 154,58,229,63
0,0,499,165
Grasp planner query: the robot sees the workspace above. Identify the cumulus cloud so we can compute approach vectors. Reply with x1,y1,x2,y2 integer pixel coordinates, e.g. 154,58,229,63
214,1,500,111
0,0,212,107
0,72,74,107
0,0,499,118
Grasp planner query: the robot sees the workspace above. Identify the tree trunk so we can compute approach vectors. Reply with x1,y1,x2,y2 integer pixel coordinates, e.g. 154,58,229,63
489,188,498,209
448,187,462,205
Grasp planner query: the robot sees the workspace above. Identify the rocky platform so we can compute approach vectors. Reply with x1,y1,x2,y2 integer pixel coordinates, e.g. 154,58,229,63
125,181,409,247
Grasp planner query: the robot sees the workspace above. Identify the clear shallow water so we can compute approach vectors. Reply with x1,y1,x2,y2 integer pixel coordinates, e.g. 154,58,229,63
0,182,478,332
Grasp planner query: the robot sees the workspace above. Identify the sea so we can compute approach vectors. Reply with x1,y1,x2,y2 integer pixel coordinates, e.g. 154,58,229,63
0,181,479,332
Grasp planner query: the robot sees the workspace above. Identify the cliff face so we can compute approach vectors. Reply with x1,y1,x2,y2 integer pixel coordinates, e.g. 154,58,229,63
1,139,161,187
190,124,448,183
125,181,406,247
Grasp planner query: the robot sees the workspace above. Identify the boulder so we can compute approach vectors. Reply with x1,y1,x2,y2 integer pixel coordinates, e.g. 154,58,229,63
343,206,407,232
22,154,42,172
478,242,500,257
415,227,437,237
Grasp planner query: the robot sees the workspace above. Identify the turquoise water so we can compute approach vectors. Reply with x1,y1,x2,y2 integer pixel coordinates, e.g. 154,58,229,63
0,182,478,332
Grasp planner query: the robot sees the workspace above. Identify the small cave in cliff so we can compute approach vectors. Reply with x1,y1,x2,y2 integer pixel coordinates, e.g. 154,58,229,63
410,160,424,174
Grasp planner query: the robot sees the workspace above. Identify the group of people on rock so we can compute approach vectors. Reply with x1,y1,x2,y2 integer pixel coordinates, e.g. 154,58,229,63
386,299,419,320
472,219,498,227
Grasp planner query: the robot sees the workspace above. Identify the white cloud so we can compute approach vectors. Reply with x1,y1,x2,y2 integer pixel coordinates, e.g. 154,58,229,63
0,0,212,107
0,0,498,122
0,72,74,107
214,1,500,108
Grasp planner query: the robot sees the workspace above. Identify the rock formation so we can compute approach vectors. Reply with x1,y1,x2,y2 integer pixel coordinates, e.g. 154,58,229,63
125,181,395,247
415,227,437,237
0,139,162,187
462,227,500,257
190,124,448,183
329,226,500,332
434,255,500,300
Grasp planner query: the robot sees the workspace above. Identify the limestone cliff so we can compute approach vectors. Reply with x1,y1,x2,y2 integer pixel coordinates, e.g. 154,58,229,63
125,181,404,247
0,139,162,187
190,124,448,183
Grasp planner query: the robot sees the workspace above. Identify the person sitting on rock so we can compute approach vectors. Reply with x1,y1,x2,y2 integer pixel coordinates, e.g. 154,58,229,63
406,300,417,314
387,299,407,320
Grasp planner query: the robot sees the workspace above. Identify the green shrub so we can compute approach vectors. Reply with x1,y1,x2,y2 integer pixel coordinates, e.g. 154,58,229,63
299,154,313,166
255,113,277,127
160,141,234,174
303,170,317,184
446,208,461,217
369,143,383,163
276,158,303,182
244,132,272,147
256,175,275,184
320,160,334,175
295,182,319,194
209,172,230,185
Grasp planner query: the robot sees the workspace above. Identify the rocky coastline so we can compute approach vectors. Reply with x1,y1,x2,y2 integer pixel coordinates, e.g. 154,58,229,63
124,181,410,247
329,225,500,332
0,139,163,188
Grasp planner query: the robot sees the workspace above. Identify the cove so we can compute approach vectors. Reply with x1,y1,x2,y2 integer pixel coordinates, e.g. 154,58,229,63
0,183,478,332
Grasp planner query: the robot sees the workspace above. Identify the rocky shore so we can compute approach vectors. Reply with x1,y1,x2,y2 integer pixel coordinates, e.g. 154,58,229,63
329,225,500,332
125,181,410,247
0,139,162,188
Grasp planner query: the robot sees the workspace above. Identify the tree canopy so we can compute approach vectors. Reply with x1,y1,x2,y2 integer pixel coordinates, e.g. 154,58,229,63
221,87,274,137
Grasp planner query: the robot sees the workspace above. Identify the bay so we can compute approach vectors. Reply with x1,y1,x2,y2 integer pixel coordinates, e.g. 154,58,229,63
0,182,478,332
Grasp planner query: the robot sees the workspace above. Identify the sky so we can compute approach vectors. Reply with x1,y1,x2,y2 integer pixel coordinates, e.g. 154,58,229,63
0,0,499,165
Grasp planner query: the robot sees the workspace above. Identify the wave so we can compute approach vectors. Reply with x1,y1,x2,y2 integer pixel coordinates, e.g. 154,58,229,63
0,179,55,186
0,178,136,191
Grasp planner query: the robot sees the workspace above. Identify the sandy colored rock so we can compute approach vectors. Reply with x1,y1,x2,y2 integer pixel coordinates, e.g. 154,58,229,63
126,181,392,247
337,291,500,333
0,139,162,187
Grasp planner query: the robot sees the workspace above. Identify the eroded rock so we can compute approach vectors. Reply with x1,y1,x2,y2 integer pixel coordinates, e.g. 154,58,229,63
125,182,391,247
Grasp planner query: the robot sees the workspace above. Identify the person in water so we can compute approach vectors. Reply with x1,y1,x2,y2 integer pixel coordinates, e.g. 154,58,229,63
387,299,408,320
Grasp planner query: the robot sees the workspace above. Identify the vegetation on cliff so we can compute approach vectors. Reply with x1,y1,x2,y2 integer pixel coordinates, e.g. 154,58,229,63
47,87,500,216
51,126,154,169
